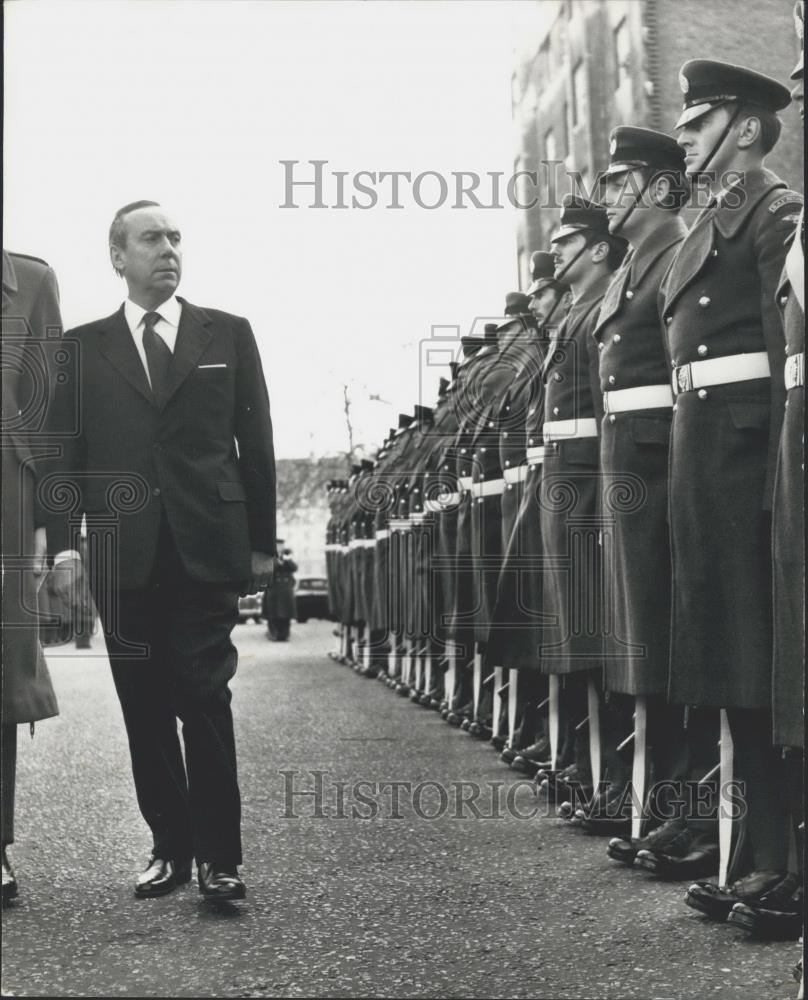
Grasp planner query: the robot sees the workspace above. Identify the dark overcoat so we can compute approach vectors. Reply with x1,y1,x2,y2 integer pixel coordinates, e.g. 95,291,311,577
661,169,802,709
264,558,297,619
771,218,804,748
2,251,60,725
485,326,550,666
539,275,609,675
593,216,686,695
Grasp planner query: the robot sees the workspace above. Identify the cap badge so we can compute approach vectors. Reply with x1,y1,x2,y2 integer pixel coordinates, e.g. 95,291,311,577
609,138,617,155
679,71,689,94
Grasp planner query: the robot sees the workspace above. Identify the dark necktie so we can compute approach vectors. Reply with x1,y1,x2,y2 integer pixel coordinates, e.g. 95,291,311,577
142,311,172,403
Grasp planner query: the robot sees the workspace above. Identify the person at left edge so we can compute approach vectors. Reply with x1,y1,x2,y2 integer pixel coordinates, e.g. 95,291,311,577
2,250,61,904
45,201,277,902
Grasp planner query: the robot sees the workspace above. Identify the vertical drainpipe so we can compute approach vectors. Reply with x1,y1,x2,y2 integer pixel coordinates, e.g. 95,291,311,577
642,0,662,130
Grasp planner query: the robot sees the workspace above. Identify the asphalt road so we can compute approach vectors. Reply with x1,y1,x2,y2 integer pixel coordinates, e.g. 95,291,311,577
1,620,801,999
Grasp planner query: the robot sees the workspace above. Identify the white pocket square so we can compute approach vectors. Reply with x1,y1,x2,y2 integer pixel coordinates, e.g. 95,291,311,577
198,363,227,369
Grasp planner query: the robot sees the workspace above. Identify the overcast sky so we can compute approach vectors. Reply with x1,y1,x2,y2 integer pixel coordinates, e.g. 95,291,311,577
4,0,557,459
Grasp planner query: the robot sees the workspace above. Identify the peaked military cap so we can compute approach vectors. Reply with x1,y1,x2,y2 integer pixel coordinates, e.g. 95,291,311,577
360,459,374,472
414,404,433,424
397,413,414,429
449,361,460,380
504,291,531,315
438,376,450,397
461,336,486,357
350,464,362,477
602,126,686,178
793,1,804,79
526,250,562,295
675,59,792,128
484,323,498,342
550,195,611,243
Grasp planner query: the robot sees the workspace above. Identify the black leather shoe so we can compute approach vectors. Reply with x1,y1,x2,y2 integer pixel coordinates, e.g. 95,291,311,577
2,847,18,903
134,856,192,898
610,818,688,866
198,863,246,901
511,739,552,773
490,733,508,752
635,841,719,881
684,869,787,921
727,878,803,940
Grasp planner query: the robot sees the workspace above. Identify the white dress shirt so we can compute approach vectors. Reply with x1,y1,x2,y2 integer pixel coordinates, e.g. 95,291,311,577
124,295,182,388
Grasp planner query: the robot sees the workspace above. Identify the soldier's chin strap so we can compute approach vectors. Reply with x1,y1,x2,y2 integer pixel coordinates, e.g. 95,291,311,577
552,235,593,284
689,103,742,180
543,285,568,328
608,171,653,237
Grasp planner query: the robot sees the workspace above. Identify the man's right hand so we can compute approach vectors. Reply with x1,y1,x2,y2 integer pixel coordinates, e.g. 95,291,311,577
45,556,90,620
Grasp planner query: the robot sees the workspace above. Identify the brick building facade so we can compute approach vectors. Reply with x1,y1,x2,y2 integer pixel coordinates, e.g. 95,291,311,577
512,0,804,286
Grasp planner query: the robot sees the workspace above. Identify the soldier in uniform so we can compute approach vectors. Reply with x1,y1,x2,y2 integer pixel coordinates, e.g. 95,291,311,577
727,9,805,942
488,253,570,770
536,198,628,808
650,60,802,919
2,250,62,902
593,128,722,856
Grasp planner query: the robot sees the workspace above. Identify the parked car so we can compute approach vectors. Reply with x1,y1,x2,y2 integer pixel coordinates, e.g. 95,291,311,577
295,577,330,623
238,591,264,624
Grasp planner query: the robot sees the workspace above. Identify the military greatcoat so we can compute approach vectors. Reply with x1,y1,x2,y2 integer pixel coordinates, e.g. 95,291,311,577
662,169,802,709
771,213,804,748
539,274,610,675
593,215,687,695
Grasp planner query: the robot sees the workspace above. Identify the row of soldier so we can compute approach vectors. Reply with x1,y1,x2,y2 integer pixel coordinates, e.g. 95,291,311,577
325,41,804,968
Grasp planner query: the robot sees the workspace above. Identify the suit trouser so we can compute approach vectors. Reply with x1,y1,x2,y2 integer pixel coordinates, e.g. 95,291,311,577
95,518,242,865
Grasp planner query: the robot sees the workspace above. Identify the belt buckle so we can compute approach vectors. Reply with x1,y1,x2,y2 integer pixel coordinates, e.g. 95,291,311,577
602,392,610,414
675,364,693,395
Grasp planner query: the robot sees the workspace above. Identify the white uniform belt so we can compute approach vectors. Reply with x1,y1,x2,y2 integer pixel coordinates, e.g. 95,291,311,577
603,384,674,413
389,518,411,531
348,539,362,549
672,351,770,395
504,465,529,484
339,544,350,552
458,476,473,492
409,512,426,523
470,478,505,498
325,543,339,551
542,418,598,442
375,529,390,540
360,538,376,547
785,352,804,390
525,445,547,463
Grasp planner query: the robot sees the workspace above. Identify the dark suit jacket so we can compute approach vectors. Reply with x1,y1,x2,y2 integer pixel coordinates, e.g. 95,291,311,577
46,297,276,588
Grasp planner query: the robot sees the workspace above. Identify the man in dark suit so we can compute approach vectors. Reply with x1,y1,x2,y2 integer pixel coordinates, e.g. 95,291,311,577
46,200,277,901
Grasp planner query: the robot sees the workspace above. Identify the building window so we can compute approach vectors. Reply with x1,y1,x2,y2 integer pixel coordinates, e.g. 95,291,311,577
572,59,587,128
613,17,630,91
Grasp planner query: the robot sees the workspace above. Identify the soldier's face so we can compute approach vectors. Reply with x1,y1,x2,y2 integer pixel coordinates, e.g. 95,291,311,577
552,233,587,283
676,105,733,178
110,207,182,304
529,286,561,324
600,173,640,234
792,73,804,122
